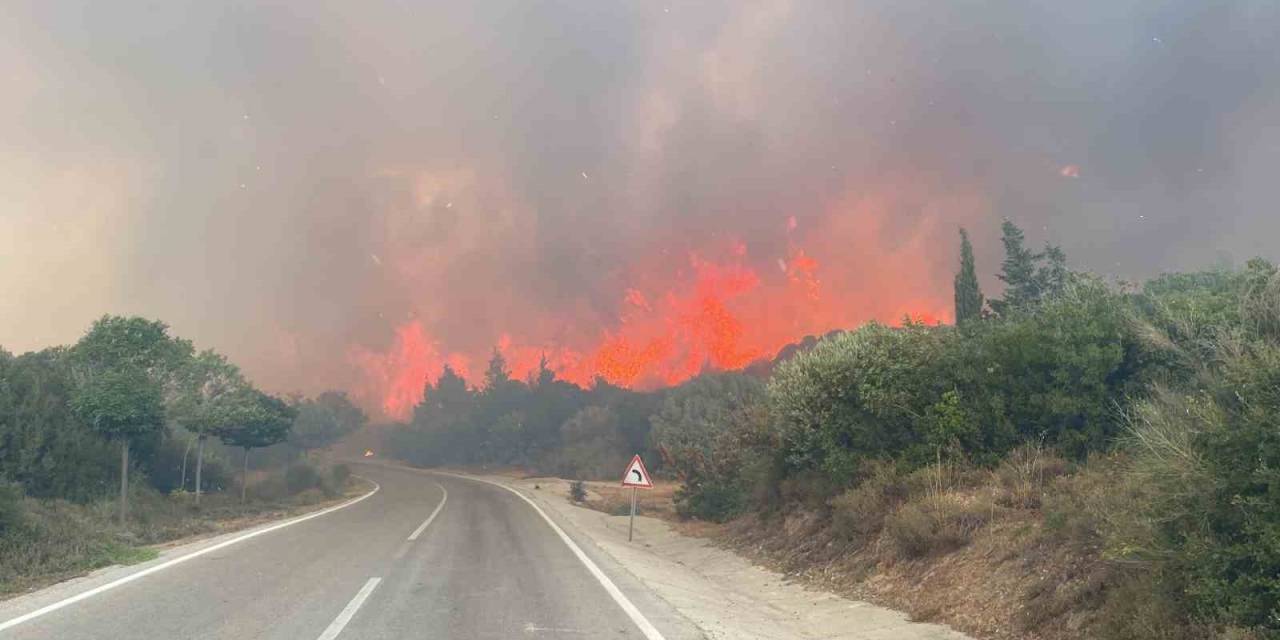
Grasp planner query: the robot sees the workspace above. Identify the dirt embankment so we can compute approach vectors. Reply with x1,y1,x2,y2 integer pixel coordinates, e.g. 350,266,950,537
721,509,1110,640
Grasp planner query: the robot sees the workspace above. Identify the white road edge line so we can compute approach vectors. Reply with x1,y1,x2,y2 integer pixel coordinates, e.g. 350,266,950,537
407,482,448,541
0,478,381,633
434,472,667,640
316,577,381,640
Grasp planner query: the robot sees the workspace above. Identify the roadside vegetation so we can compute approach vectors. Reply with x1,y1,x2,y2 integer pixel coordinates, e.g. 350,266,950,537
385,220,1280,640
0,318,367,597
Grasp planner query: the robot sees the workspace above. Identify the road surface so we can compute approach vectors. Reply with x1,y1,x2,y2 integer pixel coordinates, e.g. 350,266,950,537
0,464,701,639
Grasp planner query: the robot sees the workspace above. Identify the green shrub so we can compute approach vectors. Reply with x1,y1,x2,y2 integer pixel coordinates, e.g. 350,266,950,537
285,463,322,494
0,349,119,503
650,372,766,486
247,475,289,502
0,481,24,532
674,480,745,522
777,469,841,512
953,279,1136,460
1093,570,1220,640
830,462,908,545
1040,456,1134,550
568,480,587,503
1130,346,1280,629
293,488,328,504
331,464,351,490
553,406,629,480
769,323,953,483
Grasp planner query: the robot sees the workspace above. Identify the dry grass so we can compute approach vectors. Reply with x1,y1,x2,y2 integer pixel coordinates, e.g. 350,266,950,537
710,459,1149,640
831,462,908,546
992,445,1070,510
578,480,680,520
884,493,995,559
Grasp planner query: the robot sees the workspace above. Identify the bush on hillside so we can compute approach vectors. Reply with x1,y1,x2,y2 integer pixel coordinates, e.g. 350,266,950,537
650,372,766,484
830,461,909,545
285,462,322,494
992,444,1070,510
952,278,1136,459
651,374,777,520
768,278,1136,503
551,406,629,480
674,480,746,522
331,464,351,490
1133,349,1280,629
146,436,234,494
246,474,289,502
770,322,954,484
884,493,993,559
1100,261,1280,632
568,479,587,503
0,481,24,532
0,349,119,502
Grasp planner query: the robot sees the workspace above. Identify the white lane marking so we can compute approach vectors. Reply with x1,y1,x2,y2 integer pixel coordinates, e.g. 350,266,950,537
0,479,381,633
406,482,448,541
434,472,667,640
316,577,381,640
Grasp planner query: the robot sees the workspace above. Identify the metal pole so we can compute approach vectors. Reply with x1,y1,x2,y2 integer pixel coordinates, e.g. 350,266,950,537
628,487,637,542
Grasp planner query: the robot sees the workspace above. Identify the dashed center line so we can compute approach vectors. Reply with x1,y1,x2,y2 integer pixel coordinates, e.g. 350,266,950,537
316,577,381,640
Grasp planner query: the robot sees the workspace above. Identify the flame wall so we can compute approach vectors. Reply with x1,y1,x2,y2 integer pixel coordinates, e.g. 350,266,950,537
352,180,981,419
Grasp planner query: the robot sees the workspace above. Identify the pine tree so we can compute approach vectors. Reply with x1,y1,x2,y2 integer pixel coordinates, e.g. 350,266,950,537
1037,244,1070,298
954,228,985,323
990,219,1041,315
483,349,511,391
535,354,555,388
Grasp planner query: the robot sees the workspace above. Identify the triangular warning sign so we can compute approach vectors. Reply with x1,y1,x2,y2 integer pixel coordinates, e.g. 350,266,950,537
620,454,654,489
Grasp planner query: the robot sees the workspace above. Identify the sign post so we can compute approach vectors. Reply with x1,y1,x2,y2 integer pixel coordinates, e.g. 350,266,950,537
620,454,654,542
629,486,638,542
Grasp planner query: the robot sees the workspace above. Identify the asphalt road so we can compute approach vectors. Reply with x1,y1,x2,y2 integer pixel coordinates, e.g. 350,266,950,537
0,464,701,639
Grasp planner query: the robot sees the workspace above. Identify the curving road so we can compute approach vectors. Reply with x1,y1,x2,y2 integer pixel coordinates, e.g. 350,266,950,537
0,464,702,639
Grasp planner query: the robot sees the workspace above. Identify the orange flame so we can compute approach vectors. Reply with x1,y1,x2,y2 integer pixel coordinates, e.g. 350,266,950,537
352,189,967,419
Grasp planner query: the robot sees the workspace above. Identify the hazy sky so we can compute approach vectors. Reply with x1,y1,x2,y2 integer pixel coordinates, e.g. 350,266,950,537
3,1,1278,410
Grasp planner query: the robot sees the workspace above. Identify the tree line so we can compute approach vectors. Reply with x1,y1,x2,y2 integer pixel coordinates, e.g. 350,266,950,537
386,351,660,480
0,316,368,521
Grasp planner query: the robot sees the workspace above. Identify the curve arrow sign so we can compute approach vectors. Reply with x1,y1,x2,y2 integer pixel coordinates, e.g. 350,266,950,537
620,454,654,489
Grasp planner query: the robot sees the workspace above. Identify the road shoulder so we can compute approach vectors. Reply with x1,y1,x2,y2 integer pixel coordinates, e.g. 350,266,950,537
496,475,974,640
0,478,378,631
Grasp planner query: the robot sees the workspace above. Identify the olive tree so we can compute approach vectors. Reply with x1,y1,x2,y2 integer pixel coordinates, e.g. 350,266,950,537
70,316,190,523
213,389,295,503
171,350,245,503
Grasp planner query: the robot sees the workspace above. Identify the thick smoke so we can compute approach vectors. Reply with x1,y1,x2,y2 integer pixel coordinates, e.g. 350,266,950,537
2,1,1278,415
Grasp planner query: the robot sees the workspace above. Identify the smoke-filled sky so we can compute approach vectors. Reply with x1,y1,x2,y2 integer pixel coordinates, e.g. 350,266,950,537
3,1,1278,417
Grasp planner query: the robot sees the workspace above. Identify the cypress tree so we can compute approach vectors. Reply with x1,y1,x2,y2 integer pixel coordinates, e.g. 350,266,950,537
954,228,985,323
990,219,1041,315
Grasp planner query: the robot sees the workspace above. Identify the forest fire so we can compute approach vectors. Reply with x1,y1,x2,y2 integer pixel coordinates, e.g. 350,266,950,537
352,199,958,420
